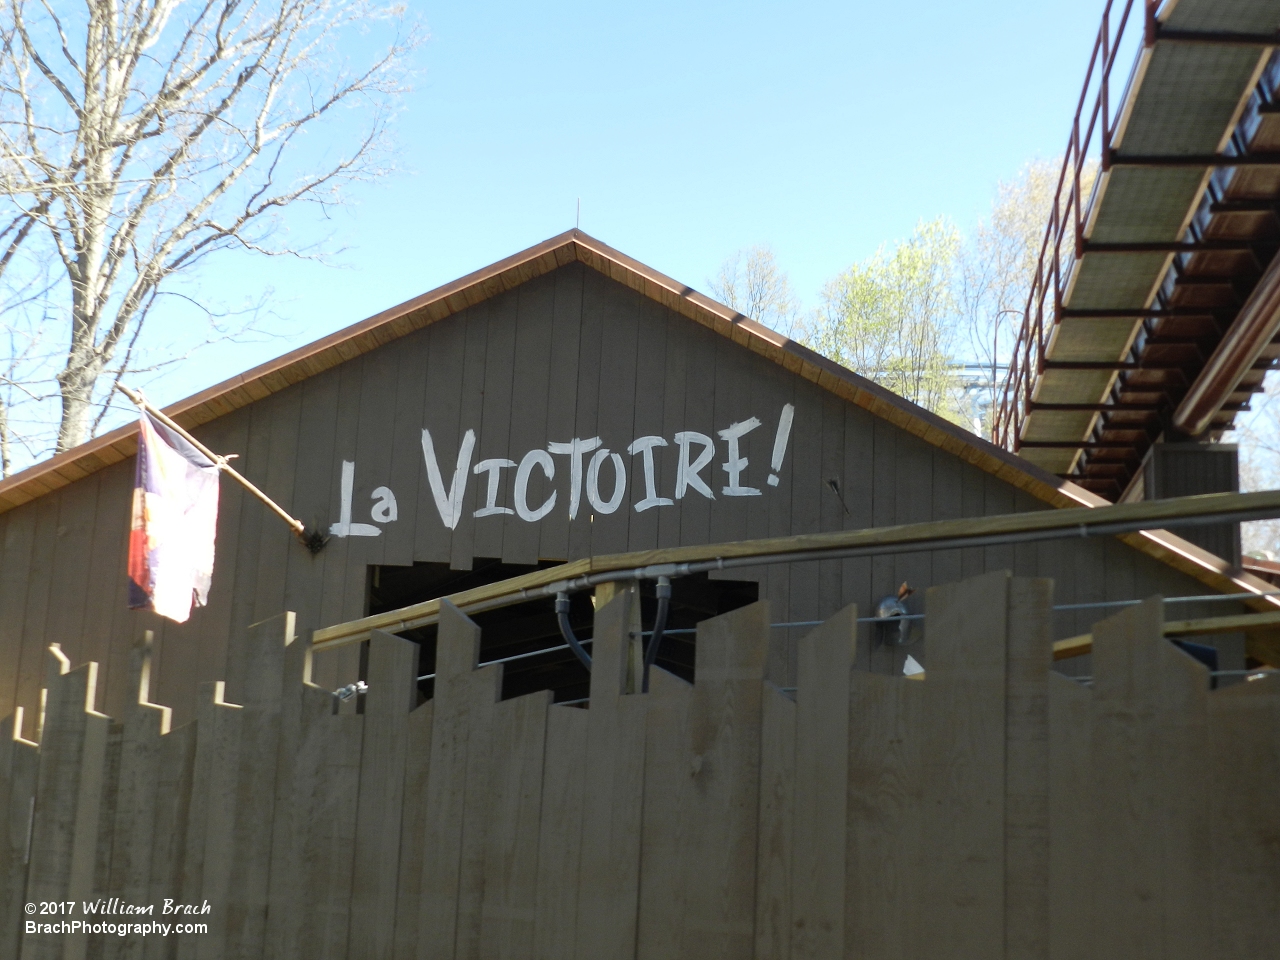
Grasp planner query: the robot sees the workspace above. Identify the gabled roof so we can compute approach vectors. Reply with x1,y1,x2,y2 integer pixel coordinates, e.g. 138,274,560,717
0,229,1274,608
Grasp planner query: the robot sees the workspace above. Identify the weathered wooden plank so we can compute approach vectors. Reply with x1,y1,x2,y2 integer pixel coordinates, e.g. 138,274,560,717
930,447,964,590
0,506,37,726
1061,535,1105,668
216,401,275,707
914,571,1008,960
538,263,585,561
101,633,171,960
675,319,718,554
292,704,363,960
1099,538,1136,631
381,326,432,568
145,719,195,960
85,462,134,722
574,584,646,960
533,704,589,960
417,601,501,960
756,369,796,689
47,475,101,670
450,301,491,569
790,604,856,960
415,317,468,565
22,650,110,960
88,714,122,960
753,681,794,960
454,639,502,960
981,474,1015,577
707,334,750,550
625,295,669,552
567,269,606,561
680,600,769,958
479,689,552,960
14,498,61,741
280,370,341,639
347,339,404,576
306,367,366,698
1090,597,1210,960
892,434,933,674
218,614,293,959
816,393,846,625
786,385,824,685
654,309,688,551
183,412,250,702
1048,673,1092,960
958,460,986,581
745,360,790,555
0,712,38,960
390,699,433,960
503,273,558,566
588,277,639,558
349,629,418,960
175,681,242,960
869,419,897,676
475,291,518,568
845,670,924,960
841,408,874,671
1207,673,1280,959
1005,578,1052,960
263,615,337,960
319,362,367,635
635,666,692,960
250,388,305,627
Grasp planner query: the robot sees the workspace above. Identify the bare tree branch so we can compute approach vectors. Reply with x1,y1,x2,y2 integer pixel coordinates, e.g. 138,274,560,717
0,0,421,459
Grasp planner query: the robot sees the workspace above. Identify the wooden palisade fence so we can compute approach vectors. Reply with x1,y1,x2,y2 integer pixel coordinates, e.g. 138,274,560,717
1,570,1277,959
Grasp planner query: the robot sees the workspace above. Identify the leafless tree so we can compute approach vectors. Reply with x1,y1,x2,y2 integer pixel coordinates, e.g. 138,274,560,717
1231,377,1280,557
710,244,801,337
956,158,1098,435
0,0,419,459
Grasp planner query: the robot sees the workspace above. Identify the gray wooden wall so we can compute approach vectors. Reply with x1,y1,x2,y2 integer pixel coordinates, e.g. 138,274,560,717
0,263,1235,732
3,576,1276,960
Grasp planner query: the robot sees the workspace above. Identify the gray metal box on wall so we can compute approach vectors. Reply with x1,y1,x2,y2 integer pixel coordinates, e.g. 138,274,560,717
1145,443,1241,566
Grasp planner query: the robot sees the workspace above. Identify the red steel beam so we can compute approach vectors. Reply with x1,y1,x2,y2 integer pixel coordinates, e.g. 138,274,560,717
1174,251,1280,436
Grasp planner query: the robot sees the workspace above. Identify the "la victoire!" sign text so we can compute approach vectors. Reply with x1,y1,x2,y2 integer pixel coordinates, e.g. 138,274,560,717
329,404,795,537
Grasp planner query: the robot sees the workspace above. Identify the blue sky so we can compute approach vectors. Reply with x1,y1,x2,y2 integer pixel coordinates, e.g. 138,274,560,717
142,0,1110,409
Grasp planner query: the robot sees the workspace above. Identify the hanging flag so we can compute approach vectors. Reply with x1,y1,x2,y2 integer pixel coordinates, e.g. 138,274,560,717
128,410,221,623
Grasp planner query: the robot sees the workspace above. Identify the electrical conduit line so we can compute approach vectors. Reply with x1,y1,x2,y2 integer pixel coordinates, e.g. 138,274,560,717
642,576,671,693
556,592,592,670
312,488,1280,647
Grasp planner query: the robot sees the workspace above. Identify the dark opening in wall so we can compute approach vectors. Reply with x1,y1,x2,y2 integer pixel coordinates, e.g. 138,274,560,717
367,559,758,704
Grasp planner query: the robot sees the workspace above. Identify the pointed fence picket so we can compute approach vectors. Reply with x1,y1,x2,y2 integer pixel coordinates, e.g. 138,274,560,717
0,572,1276,960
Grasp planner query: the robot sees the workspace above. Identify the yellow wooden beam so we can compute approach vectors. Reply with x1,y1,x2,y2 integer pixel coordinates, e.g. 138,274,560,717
314,488,1280,649
1053,610,1280,660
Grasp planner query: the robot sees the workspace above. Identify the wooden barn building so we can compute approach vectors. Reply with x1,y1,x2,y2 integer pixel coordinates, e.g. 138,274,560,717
0,230,1273,732
2,231,1280,960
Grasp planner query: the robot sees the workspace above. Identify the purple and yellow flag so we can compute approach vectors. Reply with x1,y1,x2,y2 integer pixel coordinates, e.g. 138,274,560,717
128,411,220,623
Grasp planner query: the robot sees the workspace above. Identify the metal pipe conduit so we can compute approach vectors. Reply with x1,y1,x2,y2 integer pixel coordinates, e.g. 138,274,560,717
313,487,1280,648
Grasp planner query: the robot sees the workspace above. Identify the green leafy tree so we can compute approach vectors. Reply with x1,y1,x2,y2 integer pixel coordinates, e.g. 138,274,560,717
801,218,965,420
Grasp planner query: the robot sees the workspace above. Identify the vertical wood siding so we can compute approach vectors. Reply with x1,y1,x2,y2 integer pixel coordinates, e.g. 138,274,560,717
0,262,1241,725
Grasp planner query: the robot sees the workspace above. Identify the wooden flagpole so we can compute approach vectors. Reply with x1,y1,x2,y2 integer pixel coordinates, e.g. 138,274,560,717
116,383,310,540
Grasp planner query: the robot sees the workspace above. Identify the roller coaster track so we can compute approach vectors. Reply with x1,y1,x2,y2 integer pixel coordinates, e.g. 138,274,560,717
995,0,1280,501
